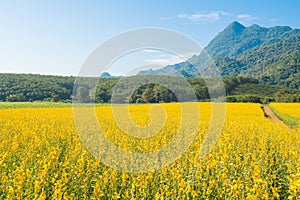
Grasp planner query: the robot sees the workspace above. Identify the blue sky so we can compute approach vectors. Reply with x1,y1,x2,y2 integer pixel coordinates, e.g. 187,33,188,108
0,0,299,76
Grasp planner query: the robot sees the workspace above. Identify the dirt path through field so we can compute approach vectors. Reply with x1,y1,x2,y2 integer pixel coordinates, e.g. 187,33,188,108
261,105,289,127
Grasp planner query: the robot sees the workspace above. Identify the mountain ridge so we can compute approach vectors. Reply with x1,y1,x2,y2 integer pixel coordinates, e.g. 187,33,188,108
137,21,300,89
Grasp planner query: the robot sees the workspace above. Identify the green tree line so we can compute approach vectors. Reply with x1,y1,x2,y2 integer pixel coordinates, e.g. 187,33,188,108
1,73,299,103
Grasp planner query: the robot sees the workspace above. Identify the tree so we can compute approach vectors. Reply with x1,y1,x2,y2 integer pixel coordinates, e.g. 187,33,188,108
77,87,90,103
275,89,295,102
6,94,27,102
141,88,151,103
51,94,60,102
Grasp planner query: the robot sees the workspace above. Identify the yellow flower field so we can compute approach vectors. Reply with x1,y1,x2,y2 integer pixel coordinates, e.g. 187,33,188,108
270,103,300,129
270,103,300,119
0,103,300,199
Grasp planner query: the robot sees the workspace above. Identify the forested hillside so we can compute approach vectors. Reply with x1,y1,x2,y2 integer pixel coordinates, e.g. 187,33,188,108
0,74,74,102
138,22,300,89
0,73,299,103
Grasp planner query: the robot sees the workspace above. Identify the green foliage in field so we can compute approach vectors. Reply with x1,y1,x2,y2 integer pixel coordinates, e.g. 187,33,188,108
0,102,72,109
270,105,299,128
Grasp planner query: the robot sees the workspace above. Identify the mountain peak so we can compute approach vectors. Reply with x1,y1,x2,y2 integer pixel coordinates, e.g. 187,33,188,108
100,72,123,78
224,21,245,34
231,21,244,27
249,24,262,29
100,72,112,78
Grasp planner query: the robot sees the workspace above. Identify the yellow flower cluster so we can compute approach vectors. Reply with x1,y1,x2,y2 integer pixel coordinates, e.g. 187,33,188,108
270,103,300,119
0,103,299,199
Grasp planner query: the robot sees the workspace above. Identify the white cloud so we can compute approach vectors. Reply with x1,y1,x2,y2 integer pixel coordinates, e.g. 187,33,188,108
237,14,251,19
178,11,257,23
160,17,171,21
142,49,163,53
268,18,279,22
144,58,180,65
237,14,257,21
178,11,222,23
144,52,197,66
219,11,232,16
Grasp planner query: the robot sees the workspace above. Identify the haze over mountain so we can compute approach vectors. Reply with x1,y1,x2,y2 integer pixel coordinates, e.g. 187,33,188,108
100,72,123,78
138,21,300,89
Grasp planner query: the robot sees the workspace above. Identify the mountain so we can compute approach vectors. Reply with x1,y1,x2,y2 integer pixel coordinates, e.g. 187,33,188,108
137,21,300,89
261,51,300,89
205,21,292,58
100,72,123,78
